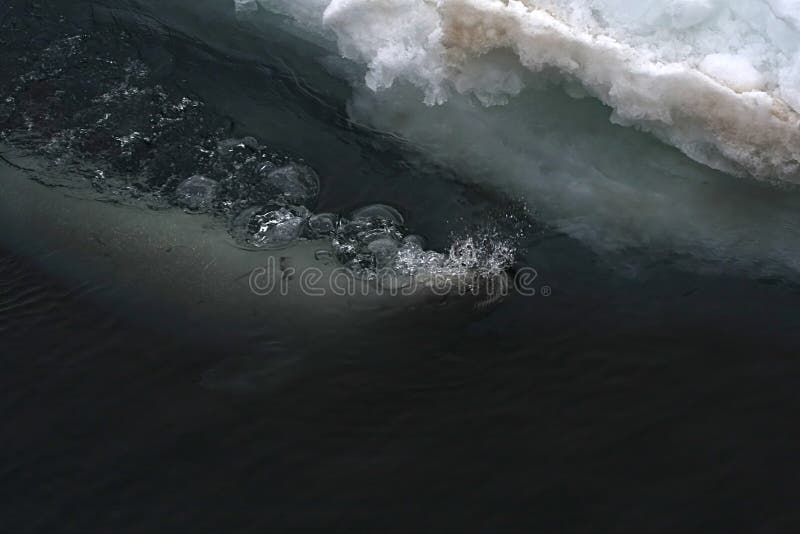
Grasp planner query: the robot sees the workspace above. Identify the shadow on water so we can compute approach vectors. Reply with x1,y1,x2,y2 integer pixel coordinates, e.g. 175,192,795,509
2,0,800,531
4,236,800,532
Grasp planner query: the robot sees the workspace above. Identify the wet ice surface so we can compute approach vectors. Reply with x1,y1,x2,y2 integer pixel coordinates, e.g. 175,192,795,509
0,0,525,282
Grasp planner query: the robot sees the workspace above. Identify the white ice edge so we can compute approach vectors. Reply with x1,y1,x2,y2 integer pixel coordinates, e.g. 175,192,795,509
261,0,800,181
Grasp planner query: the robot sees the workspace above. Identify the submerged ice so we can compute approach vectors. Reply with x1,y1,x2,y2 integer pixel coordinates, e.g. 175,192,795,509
247,0,800,276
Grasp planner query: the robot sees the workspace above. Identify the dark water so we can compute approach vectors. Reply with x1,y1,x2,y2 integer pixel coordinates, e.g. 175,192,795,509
3,0,800,531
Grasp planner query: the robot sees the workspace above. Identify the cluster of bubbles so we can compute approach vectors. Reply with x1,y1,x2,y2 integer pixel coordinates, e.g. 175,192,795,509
0,21,222,196
0,3,520,282
222,167,518,281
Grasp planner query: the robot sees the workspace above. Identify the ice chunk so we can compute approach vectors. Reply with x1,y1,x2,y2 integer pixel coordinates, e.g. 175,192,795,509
351,203,404,225
699,54,766,92
367,237,401,268
332,216,404,271
307,212,339,237
263,163,321,206
232,205,309,249
175,175,219,212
